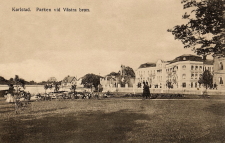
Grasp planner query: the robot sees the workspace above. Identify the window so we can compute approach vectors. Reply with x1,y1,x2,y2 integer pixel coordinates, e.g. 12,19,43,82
219,77,223,84
182,65,186,69
195,82,197,88
195,66,198,70
220,62,223,70
182,74,186,79
195,74,198,79
183,57,186,60
182,83,186,88
191,73,194,79
191,82,193,88
191,65,194,70
199,66,202,70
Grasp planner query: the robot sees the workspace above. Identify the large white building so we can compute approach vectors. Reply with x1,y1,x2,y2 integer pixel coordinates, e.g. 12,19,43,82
135,54,214,89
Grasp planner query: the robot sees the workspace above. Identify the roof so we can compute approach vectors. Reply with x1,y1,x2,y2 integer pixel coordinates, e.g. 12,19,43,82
169,54,203,64
138,63,156,69
62,76,77,83
203,59,214,65
138,54,214,68
161,60,169,63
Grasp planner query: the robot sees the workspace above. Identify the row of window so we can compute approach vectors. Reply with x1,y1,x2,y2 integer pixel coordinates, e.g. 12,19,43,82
138,65,214,76
166,65,213,71
182,82,199,88
181,73,201,79
157,76,162,81
138,70,156,75
191,73,201,79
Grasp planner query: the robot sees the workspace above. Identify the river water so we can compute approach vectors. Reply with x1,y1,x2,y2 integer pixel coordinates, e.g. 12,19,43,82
0,85,74,94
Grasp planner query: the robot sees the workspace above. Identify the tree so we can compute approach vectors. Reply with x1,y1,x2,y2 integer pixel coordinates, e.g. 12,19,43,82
118,66,136,87
198,70,213,89
166,80,173,89
122,66,135,78
9,78,14,83
14,75,26,95
81,73,102,90
107,72,120,77
54,82,60,92
168,0,225,57
70,84,77,98
0,76,8,84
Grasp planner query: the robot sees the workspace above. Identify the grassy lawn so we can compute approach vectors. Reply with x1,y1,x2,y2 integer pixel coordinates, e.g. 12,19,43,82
0,97,225,143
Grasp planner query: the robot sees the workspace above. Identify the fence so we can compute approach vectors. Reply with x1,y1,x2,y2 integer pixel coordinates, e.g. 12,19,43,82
103,87,225,96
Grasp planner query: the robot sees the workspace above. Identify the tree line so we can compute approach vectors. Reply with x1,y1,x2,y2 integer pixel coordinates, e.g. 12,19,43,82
0,75,52,85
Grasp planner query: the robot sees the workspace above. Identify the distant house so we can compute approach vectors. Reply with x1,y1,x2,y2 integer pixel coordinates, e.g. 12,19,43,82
100,76,117,88
76,78,83,87
61,75,77,86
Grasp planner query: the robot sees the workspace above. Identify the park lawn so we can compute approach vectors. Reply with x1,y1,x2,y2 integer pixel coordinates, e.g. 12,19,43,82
0,98,225,143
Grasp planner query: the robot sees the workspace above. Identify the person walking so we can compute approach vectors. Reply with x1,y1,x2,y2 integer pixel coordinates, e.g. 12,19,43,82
142,82,151,99
145,82,151,99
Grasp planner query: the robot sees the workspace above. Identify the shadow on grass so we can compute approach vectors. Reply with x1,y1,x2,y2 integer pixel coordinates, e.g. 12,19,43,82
0,109,150,143
204,103,225,116
0,106,15,114
193,125,225,143
28,107,68,114
0,106,14,110
0,110,15,114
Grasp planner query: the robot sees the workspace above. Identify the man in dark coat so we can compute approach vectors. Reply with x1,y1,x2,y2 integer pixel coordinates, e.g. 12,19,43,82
143,82,151,99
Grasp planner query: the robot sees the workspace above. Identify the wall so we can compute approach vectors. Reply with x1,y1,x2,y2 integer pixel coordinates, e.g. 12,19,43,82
103,87,225,96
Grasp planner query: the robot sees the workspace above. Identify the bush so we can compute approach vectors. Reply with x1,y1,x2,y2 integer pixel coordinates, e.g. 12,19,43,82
122,93,185,99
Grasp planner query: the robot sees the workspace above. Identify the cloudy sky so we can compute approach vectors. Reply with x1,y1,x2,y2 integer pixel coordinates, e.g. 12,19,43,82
0,0,198,82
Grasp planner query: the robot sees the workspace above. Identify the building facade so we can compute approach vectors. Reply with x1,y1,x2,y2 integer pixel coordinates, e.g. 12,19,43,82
213,54,225,90
135,54,214,89
61,75,77,87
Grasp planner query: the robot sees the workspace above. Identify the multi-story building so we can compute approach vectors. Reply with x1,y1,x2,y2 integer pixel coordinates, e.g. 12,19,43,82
213,53,225,90
135,54,214,89
135,60,167,88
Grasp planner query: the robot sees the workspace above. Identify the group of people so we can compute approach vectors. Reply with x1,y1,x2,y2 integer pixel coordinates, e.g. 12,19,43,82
6,90,31,103
142,82,151,99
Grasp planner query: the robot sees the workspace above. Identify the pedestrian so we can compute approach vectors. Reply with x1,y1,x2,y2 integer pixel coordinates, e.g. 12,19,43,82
145,82,151,99
142,82,150,99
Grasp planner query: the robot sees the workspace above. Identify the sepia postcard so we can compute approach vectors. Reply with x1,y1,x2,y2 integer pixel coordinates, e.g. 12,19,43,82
0,0,224,143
